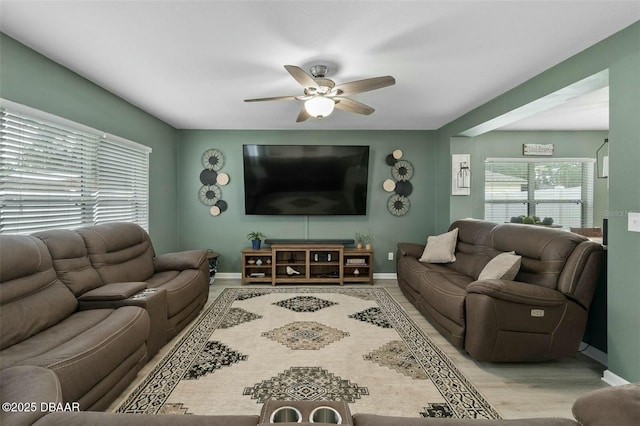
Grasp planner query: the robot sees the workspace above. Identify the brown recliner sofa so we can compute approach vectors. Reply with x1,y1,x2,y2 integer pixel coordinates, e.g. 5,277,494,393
396,219,603,362
36,222,209,344
0,222,209,412
0,234,150,411
351,382,640,425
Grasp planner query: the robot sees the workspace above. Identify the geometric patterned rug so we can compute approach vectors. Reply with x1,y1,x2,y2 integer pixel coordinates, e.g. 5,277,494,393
114,287,501,419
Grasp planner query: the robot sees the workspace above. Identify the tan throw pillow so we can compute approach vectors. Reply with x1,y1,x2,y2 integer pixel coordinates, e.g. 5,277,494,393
478,251,521,280
419,228,458,264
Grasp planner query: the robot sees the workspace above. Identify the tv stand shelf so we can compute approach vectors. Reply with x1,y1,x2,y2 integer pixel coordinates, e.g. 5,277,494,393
241,244,373,286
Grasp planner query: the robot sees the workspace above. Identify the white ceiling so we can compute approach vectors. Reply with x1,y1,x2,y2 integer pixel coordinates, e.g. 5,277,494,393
1,1,638,131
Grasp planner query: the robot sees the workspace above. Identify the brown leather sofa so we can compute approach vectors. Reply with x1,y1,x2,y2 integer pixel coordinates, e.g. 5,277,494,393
396,219,603,362
36,222,209,343
2,364,638,425
351,383,640,425
0,223,209,412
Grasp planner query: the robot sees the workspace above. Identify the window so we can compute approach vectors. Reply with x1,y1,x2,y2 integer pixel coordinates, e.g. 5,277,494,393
0,100,151,234
484,158,594,228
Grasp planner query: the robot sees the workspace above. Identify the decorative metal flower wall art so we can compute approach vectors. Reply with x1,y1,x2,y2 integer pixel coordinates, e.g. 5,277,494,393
202,149,224,171
382,149,412,216
392,160,414,181
199,149,229,216
387,194,410,216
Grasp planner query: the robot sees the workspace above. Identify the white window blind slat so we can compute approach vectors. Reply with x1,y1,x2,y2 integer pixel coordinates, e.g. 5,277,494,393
0,101,150,235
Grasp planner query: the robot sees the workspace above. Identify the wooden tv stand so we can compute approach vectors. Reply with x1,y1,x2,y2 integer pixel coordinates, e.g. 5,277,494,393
241,244,373,286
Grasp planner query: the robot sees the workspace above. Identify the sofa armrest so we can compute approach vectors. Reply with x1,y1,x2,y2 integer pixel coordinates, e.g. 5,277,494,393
572,383,640,426
465,279,588,361
77,288,167,358
1,366,63,426
36,412,261,426
558,240,603,309
467,279,567,306
352,413,577,425
154,249,208,272
397,242,425,259
78,282,147,301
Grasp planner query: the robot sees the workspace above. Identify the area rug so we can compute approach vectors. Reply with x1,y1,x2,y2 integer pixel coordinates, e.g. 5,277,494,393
115,287,500,419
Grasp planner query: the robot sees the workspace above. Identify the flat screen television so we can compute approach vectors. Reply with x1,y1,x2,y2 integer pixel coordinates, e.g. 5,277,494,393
243,144,369,215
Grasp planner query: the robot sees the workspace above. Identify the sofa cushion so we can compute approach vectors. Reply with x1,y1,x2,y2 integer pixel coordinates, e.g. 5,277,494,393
1,306,149,405
486,223,586,289
78,222,155,284
446,219,495,279
0,235,78,350
400,259,472,328
419,228,458,263
421,269,471,327
478,252,521,281
34,229,104,296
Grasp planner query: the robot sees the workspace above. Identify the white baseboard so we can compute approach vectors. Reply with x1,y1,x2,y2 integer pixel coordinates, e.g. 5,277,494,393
602,370,631,386
214,272,242,279
373,272,397,280
213,272,397,281
580,343,607,366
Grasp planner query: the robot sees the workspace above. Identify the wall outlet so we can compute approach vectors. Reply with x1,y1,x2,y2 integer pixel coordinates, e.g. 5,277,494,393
388,252,394,261
629,212,640,232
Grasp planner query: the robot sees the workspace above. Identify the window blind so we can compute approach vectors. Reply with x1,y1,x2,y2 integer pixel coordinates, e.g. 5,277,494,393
95,138,150,227
0,100,151,234
484,158,594,228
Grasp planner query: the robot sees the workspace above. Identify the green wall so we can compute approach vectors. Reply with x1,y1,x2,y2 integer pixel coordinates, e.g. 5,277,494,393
608,39,640,384
451,130,609,226
176,130,436,273
0,33,179,253
437,22,640,382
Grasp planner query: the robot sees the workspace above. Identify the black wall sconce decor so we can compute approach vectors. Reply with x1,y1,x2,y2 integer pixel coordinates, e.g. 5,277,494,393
596,138,609,179
452,154,471,196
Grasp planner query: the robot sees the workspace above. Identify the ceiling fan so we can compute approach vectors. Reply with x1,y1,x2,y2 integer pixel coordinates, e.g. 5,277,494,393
244,65,396,122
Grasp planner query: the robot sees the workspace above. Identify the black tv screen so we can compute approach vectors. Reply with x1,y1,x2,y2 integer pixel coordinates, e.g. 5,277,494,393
243,145,369,215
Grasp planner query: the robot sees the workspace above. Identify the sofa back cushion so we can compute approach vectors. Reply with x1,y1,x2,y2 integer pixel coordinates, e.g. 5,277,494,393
446,219,495,279
0,235,78,349
34,229,104,296
486,223,587,290
78,222,155,284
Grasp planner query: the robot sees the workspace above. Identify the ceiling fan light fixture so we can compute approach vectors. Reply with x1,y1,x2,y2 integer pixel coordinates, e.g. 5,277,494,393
245,64,395,122
304,96,335,119
310,65,328,78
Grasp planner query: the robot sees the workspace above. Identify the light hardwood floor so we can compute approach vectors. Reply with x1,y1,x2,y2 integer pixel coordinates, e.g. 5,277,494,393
111,278,608,420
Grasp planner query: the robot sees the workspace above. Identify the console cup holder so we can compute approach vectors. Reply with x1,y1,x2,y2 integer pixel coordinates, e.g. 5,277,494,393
309,406,342,424
270,406,302,423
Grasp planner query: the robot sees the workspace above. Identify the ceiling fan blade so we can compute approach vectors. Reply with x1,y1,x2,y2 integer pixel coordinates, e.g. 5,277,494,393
334,98,375,115
333,76,395,96
296,107,310,122
284,65,319,89
244,95,298,102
